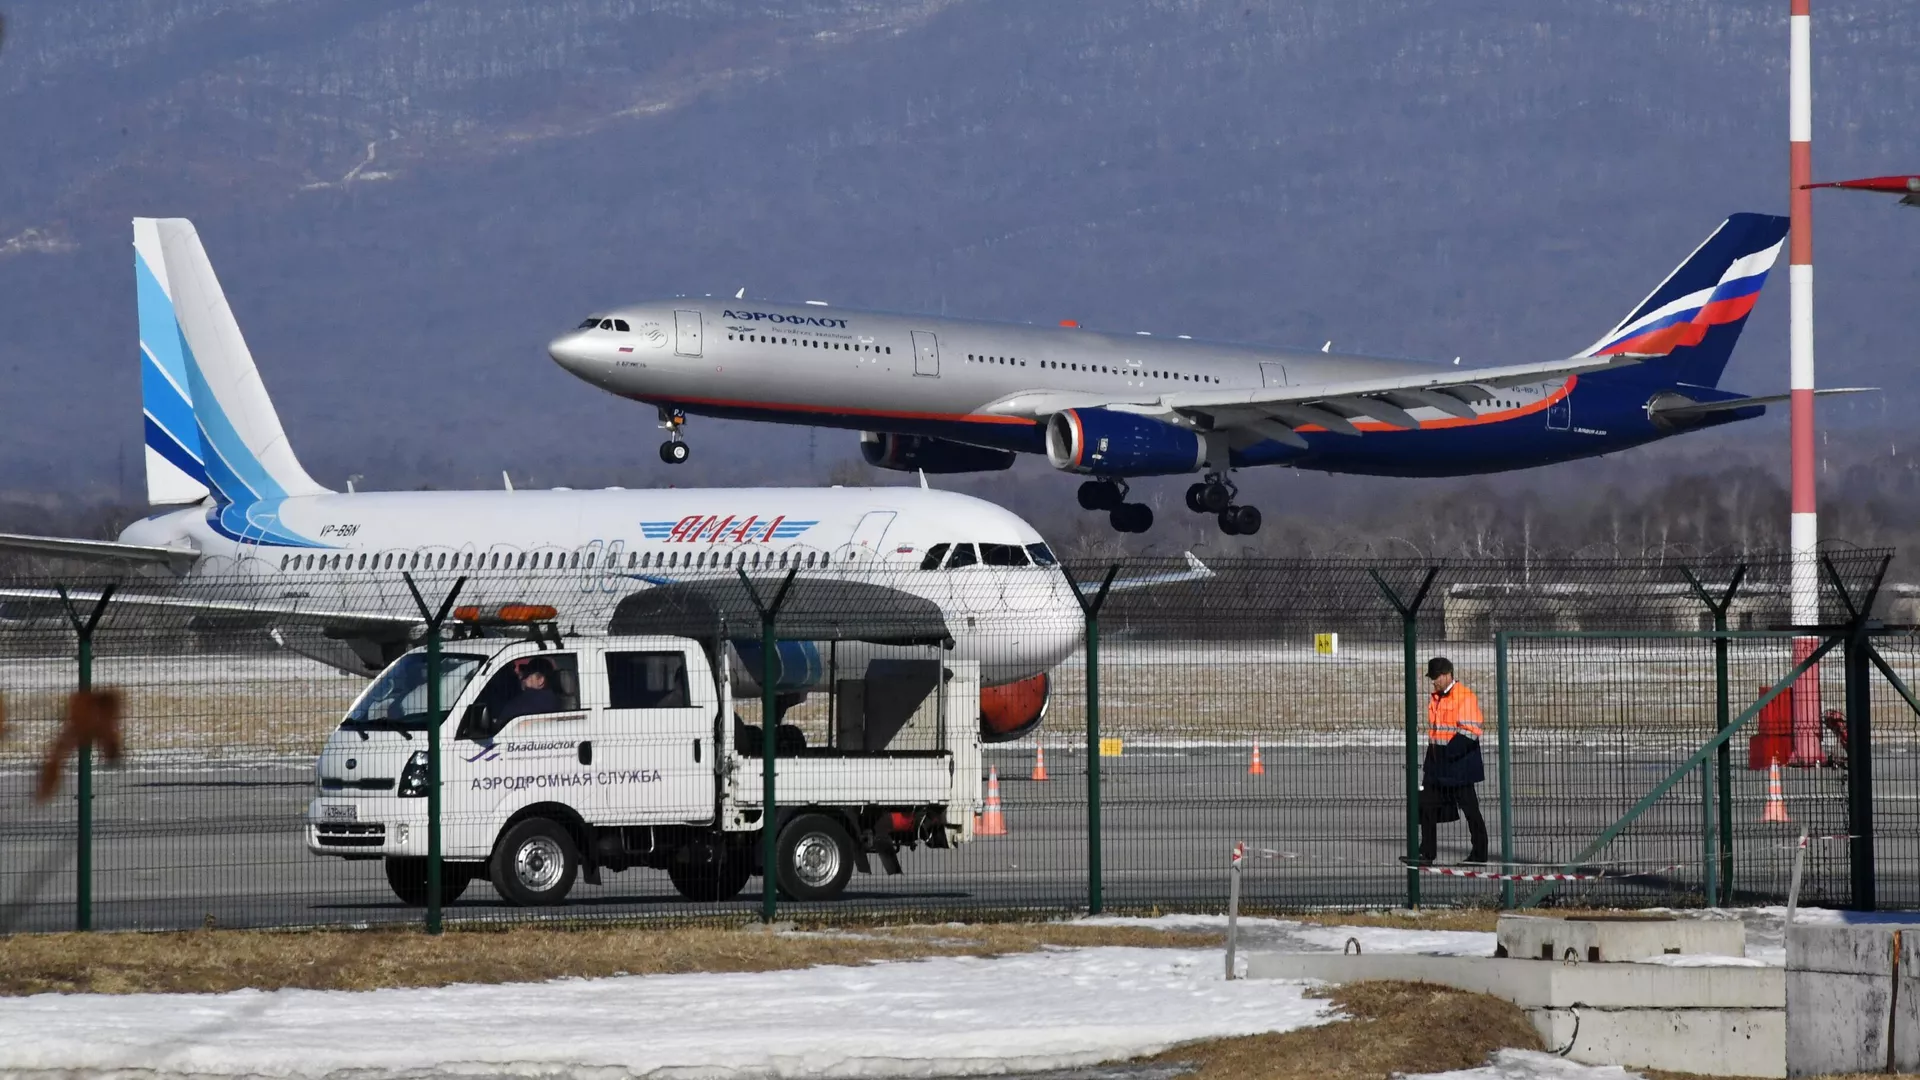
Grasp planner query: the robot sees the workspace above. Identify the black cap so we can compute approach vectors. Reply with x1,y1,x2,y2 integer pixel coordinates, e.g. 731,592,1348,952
1425,657,1453,679
515,656,554,678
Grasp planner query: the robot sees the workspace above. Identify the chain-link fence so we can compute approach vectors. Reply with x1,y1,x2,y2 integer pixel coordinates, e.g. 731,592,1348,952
1,550,1911,933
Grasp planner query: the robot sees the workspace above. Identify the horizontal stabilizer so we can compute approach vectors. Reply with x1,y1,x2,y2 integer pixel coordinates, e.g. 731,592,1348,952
1076,552,1215,595
1649,386,1876,420
0,533,199,572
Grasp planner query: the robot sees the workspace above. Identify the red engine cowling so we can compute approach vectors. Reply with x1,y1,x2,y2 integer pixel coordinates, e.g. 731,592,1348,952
980,672,1050,743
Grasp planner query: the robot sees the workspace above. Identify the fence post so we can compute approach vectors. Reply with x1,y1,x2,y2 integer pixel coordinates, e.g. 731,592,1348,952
402,573,466,936
54,584,115,934
1495,631,1513,909
738,567,798,923
1682,565,1745,904
1369,566,1439,908
1072,565,1120,916
1822,554,1888,912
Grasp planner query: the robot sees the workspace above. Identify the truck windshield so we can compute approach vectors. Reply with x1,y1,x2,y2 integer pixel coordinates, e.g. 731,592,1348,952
342,652,487,734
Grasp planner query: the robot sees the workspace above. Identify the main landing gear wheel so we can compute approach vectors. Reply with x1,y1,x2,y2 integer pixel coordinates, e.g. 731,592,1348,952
1109,502,1153,534
659,440,690,464
1078,479,1123,512
1217,505,1262,536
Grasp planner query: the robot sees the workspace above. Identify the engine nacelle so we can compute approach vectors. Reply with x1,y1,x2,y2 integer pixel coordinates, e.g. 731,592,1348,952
860,432,1017,474
1045,408,1205,476
980,672,1050,743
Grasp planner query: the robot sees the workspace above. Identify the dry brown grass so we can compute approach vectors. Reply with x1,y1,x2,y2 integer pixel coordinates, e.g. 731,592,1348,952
0,920,1218,996
1145,980,1542,1080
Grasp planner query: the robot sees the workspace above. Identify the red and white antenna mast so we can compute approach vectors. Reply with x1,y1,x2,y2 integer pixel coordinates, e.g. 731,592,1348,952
1788,0,1824,764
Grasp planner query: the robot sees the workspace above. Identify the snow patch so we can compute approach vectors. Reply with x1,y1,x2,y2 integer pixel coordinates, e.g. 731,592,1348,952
0,947,1333,1079
1406,1048,1647,1079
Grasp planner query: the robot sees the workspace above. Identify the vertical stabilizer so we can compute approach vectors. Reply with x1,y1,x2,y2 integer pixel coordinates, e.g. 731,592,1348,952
135,219,211,505
153,218,330,503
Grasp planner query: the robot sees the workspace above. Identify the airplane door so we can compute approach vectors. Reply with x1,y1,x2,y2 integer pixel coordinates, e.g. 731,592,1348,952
912,331,939,377
1546,395,1571,431
675,310,703,357
849,511,897,560
1260,363,1288,388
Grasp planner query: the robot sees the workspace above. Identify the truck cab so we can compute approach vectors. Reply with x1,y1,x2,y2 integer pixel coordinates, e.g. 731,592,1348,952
307,630,981,906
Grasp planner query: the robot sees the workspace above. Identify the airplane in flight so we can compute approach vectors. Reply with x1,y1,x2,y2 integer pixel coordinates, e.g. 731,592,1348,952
0,218,1116,743
547,213,1868,536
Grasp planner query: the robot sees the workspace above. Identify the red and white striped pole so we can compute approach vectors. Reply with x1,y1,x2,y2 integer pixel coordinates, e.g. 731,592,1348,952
1788,0,1825,765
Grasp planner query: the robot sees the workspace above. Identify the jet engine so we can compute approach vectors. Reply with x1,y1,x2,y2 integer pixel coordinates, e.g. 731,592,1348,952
1045,409,1205,476
979,671,1051,743
860,432,1017,474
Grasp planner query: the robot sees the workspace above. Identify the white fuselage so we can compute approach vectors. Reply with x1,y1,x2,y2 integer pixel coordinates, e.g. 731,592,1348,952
117,486,1080,686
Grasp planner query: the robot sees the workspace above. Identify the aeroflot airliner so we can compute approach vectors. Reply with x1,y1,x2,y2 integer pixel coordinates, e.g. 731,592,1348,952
0,219,1107,742
547,213,1868,536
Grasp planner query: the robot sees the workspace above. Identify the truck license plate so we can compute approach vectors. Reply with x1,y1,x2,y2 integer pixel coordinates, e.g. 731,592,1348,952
323,804,358,822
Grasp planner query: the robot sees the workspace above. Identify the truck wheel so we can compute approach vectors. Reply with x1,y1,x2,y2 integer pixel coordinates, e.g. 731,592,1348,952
383,857,472,907
667,854,751,902
776,814,856,901
490,818,579,906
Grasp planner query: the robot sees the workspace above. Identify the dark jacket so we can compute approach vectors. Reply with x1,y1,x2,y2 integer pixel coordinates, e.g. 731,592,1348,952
1423,733,1485,788
496,685,563,723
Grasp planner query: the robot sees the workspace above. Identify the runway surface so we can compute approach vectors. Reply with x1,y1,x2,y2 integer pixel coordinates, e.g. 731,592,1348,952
6,739,1910,933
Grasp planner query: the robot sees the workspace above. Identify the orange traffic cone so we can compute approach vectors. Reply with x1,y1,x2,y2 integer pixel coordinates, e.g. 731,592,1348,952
1762,761,1790,823
1248,742,1266,776
1032,742,1049,782
977,767,1008,835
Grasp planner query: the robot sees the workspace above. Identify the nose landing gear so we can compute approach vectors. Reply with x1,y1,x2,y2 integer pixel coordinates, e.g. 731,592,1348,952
658,406,689,464
1078,479,1154,534
1186,474,1262,536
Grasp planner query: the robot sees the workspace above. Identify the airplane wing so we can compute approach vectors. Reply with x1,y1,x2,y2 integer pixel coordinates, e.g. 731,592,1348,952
0,533,200,572
980,354,1638,447
1075,552,1215,595
1648,386,1876,421
0,586,421,635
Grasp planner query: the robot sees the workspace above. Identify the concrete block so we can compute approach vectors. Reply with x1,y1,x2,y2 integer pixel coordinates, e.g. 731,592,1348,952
1497,913,1744,963
1244,952,1785,1077
1785,923,1920,1077
1533,1005,1785,1079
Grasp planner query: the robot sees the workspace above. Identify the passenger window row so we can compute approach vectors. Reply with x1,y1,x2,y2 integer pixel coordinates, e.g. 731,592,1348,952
967,353,1028,368
278,546,838,573
727,333,890,355
1034,357,1219,384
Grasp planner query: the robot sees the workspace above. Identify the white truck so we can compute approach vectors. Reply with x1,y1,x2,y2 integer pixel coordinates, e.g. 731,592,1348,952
305,631,981,905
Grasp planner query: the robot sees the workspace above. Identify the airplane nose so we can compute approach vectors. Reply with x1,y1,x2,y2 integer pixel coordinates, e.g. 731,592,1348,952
546,331,600,376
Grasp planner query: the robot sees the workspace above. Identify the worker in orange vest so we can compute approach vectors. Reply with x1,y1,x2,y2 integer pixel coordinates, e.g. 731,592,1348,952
1419,657,1488,866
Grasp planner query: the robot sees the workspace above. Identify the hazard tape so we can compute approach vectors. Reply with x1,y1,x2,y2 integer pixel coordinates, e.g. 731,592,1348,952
1411,863,1684,883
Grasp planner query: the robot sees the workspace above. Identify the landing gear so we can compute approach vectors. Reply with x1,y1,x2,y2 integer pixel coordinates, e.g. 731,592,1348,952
1187,473,1261,536
1080,479,1153,534
658,406,689,465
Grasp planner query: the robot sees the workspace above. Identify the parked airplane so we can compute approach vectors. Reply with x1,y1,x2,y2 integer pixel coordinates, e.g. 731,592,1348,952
548,213,1869,535
0,218,1110,742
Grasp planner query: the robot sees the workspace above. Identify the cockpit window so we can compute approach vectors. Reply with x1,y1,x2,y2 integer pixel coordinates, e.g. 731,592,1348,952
614,319,631,332
578,317,600,329
599,318,615,330
946,543,979,569
979,543,1028,567
1025,543,1058,567
919,543,950,571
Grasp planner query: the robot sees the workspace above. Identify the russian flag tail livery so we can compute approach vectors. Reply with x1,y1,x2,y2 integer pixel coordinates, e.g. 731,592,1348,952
1579,213,1790,388
146,218,331,512
135,220,211,506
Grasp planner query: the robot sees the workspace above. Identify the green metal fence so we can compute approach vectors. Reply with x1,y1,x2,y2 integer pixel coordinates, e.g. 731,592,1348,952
0,550,1911,934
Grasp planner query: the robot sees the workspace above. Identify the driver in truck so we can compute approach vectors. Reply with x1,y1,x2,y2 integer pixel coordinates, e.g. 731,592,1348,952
496,657,561,723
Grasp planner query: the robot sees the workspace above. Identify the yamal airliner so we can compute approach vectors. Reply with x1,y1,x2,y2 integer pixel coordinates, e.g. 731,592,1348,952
0,219,1134,743
547,213,1867,535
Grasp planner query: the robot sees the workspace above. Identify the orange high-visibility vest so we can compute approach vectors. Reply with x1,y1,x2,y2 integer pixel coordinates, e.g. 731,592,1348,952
1429,681,1485,742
